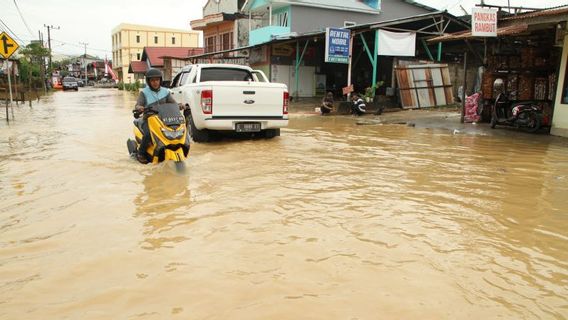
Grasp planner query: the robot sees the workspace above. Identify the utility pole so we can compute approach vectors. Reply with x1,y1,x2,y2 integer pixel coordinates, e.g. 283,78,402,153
79,42,88,84
39,30,47,93
44,25,60,72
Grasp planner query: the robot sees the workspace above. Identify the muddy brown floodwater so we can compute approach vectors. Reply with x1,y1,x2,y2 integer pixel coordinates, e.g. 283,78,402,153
0,88,567,319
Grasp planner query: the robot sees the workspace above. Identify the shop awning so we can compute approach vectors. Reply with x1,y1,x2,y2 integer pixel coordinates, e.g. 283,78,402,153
427,23,529,43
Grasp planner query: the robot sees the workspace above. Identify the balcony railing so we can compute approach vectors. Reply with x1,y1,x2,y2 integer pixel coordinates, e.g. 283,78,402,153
205,42,234,54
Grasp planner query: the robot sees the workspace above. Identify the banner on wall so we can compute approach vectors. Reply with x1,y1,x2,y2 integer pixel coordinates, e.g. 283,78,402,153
325,27,350,64
378,29,416,56
272,44,294,57
471,8,497,37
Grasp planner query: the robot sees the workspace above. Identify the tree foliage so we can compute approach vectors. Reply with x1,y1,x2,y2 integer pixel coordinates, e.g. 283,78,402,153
18,42,50,89
19,42,50,62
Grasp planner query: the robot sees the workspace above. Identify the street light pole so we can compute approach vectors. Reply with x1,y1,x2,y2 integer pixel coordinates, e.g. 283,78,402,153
79,42,88,84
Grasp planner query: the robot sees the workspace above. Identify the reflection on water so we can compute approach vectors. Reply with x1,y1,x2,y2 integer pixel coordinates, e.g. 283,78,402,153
0,89,567,319
134,166,192,250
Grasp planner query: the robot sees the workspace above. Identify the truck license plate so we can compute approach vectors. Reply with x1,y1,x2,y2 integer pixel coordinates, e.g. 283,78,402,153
236,122,261,132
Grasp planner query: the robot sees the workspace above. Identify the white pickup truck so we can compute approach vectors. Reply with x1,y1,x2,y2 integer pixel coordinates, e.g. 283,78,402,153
168,64,289,142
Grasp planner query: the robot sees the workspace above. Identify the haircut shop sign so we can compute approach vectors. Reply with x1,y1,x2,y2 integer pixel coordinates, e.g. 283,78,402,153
472,8,498,37
325,27,351,64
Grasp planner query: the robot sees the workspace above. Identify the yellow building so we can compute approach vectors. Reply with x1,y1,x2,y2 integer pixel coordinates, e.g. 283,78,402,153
111,23,200,83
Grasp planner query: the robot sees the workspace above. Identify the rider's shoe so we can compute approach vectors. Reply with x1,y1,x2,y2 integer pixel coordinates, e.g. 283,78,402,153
137,153,149,164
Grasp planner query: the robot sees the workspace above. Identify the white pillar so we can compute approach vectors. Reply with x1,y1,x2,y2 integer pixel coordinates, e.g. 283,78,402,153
248,11,252,33
347,31,354,100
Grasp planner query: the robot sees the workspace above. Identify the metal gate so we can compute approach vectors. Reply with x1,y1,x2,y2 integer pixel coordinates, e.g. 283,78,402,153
395,64,454,109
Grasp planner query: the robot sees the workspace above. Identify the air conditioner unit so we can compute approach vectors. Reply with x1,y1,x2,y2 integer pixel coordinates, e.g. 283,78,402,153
344,21,357,27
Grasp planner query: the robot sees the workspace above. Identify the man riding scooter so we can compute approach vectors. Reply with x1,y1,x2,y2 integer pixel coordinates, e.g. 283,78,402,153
135,68,177,163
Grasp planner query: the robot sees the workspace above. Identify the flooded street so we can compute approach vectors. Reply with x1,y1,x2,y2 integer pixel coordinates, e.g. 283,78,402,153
1,88,567,319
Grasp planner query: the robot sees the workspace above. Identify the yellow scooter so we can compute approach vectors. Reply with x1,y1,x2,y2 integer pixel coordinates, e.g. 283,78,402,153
127,103,190,169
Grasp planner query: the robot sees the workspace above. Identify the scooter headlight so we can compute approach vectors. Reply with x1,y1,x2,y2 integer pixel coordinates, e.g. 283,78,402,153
161,128,185,140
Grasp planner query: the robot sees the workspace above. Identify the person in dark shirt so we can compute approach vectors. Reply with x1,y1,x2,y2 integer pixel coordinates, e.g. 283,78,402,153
321,92,334,115
351,93,366,116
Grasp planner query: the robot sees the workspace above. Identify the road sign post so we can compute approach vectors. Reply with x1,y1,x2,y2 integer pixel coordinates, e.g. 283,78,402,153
0,32,20,111
7,62,13,109
0,32,19,59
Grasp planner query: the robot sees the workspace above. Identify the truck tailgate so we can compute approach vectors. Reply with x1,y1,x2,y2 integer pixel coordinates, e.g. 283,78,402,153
206,82,286,117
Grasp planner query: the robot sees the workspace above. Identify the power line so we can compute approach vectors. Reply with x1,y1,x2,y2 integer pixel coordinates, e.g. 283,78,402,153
0,17,26,43
12,0,34,37
51,38,111,53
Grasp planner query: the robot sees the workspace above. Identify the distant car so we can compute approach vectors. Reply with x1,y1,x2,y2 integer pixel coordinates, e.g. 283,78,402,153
62,77,79,91
77,79,85,87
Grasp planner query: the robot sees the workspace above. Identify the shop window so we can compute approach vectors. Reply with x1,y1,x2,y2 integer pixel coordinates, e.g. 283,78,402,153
137,53,141,60
563,56,568,104
206,36,216,53
275,12,288,27
221,33,233,51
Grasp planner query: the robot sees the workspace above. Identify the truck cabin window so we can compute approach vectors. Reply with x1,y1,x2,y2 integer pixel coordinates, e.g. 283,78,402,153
200,68,254,82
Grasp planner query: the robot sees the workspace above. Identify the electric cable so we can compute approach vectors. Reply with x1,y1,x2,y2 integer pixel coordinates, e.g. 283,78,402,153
13,0,34,37
51,38,111,53
0,17,25,43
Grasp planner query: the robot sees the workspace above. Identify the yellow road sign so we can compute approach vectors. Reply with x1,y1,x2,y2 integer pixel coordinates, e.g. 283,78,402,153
0,32,19,59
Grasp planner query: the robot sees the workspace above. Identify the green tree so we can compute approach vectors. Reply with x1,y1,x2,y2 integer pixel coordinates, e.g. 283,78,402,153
19,42,50,91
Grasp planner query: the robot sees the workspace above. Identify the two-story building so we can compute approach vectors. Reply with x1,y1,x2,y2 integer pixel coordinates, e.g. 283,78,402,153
242,0,432,46
111,23,200,83
238,0,437,98
190,0,250,53
187,1,466,101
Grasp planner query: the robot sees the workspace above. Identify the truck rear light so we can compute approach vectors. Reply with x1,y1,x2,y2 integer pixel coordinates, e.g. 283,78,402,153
201,90,213,114
283,91,289,115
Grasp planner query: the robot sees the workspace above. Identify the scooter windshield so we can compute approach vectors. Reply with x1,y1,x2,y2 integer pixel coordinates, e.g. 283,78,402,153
157,103,185,126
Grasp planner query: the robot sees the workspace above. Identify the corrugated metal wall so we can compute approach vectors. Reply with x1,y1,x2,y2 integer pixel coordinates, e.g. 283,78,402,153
395,64,454,109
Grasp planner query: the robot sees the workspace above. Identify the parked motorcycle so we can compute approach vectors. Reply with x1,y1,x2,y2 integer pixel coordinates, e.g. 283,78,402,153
127,103,190,170
490,90,543,133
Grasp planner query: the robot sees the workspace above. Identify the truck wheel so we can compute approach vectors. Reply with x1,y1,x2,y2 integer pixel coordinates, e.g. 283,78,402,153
264,129,280,139
187,113,210,143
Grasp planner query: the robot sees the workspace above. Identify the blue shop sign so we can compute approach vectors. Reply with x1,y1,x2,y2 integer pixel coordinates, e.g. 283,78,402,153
325,28,350,64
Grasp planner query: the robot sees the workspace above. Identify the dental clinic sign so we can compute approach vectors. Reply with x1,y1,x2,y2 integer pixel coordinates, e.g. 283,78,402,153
472,8,498,37
325,27,351,64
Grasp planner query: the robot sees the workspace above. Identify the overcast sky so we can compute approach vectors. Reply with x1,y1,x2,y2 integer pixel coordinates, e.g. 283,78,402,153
1,0,566,58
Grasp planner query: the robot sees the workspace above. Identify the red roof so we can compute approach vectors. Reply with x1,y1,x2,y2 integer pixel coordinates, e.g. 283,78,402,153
128,61,148,74
501,5,568,21
141,47,205,67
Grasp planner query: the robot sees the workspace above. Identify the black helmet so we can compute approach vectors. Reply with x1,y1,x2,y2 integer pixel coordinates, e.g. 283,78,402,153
145,68,163,88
